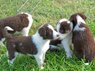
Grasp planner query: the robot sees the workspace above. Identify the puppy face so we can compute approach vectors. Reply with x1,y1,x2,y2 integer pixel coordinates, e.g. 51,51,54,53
39,24,59,40
69,13,86,29
72,15,86,31
56,19,73,34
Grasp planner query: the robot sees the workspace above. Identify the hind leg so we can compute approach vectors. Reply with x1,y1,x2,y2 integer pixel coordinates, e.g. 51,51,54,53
8,51,18,65
7,43,18,65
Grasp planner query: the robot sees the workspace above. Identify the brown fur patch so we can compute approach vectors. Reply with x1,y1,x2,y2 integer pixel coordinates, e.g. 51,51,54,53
50,39,61,46
59,21,71,34
69,13,87,29
0,13,29,31
72,24,95,62
6,36,37,60
0,30,3,40
39,24,53,39
0,13,29,40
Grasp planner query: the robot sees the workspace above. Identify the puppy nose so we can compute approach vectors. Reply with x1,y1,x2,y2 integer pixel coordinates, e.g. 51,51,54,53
57,34,59,37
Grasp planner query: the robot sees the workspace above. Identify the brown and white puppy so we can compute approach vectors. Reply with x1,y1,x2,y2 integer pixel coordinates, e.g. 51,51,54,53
3,24,60,69
0,12,33,42
69,13,95,62
50,19,73,58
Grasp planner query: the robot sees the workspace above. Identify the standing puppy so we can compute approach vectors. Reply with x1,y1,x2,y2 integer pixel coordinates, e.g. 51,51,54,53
70,13,95,62
0,12,33,42
50,19,73,58
3,24,60,69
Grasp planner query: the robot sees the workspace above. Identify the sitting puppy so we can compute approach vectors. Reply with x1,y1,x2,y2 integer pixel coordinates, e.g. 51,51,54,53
69,13,95,62
50,19,73,58
3,24,60,69
0,12,33,42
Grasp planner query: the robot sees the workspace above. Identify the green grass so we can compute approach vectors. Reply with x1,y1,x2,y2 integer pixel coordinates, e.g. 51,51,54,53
0,0,95,71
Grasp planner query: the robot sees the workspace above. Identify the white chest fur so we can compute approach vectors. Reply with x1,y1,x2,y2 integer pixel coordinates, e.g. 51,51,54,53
32,32,50,54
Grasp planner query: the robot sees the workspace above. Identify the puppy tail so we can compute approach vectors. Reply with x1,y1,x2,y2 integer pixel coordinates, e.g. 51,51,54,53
3,27,13,39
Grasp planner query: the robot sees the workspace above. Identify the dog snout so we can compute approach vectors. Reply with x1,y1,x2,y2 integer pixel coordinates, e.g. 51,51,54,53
55,32,60,38
53,31,60,40
57,34,59,37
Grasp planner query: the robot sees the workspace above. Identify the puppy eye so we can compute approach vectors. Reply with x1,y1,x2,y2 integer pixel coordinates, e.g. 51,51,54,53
79,24,84,28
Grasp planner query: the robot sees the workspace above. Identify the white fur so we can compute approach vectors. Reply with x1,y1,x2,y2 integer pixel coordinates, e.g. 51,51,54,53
33,32,50,69
77,15,86,24
50,45,61,49
0,38,5,43
5,26,14,31
0,13,33,43
74,15,86,31
56,19,73,58
21,12,33,36
0,26,13,43
58,18,70,24
85,63,89,65
61,32,73,58
58,20,73,40
48,25,60,39
56,22,60,33
56,18,70,33
7,24,59,69
4,13,33,36
32,25,59,69
58,33,69,40
8,52,18,65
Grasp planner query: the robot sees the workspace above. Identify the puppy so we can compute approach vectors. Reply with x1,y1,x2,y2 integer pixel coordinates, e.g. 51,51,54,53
3,24,60,69
69,13,95,62
50,19,73,58
0,12,33,42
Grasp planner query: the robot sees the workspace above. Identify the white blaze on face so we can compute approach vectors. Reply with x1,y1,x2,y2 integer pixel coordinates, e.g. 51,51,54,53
56,18,73,40
58,18,69,23
77,15,86,24
74,15,86,31
56,18,69,32
48,24,59,39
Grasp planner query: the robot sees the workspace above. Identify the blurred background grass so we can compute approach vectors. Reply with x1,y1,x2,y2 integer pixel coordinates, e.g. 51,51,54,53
0,0,95,71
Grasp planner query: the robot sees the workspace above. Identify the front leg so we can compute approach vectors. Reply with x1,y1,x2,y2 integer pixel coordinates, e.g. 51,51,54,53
61,39,73,58
34,54,44,69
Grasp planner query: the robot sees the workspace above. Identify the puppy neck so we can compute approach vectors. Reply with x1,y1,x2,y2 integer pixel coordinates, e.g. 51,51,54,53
32,31,50,48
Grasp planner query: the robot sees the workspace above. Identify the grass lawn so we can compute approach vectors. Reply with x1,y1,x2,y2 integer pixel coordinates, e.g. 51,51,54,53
0,0,95,71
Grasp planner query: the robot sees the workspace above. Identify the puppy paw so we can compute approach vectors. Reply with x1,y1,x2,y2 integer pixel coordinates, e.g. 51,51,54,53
43,62,46,66
66,51,73,58
67,54,72,58
40,66,44,70
85,63,89,65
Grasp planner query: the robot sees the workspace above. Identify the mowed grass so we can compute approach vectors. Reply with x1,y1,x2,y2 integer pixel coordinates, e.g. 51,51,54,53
0,0,95,71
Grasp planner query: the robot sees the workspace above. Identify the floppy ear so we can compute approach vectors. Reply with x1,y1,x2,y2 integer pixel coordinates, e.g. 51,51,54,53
69,14,77,29
20,14,28,27
39,27,46,38
69,14,76,22
69,14,77,24
79,13,87,20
